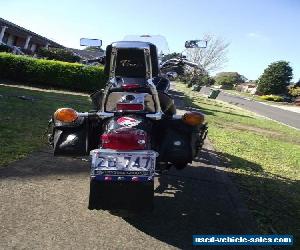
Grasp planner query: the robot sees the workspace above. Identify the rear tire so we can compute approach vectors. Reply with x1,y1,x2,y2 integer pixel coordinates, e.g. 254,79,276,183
173,162,188,170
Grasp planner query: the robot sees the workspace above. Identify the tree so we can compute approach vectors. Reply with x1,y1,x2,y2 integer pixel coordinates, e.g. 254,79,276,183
84,46,104,52
37,48,81,63
257,61,293,94
161,52,181,62
214,72,246,89
184,34,230,72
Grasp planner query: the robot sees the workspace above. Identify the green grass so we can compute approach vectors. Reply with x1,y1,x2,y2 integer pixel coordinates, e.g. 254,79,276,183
224,89,290,104
177,82,300,240
0,85,91,167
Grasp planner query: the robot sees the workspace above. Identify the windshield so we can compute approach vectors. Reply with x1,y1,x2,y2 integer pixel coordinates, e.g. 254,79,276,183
123,35,170,56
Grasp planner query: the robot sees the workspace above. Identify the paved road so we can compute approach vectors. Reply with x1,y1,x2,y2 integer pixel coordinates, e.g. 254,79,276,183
200,87,300,129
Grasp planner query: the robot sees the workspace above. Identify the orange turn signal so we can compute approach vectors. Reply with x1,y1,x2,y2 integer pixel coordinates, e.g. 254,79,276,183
182,112,205,126
54,108,78,123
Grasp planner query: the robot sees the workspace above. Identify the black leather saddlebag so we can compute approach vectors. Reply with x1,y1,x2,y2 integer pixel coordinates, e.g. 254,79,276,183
50,115,101,156
158,119,205,165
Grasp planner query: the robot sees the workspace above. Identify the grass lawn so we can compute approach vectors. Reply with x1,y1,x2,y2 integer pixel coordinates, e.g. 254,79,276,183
0,85,91,167
224,89,293,105
176,82,300,240
224,89,258,99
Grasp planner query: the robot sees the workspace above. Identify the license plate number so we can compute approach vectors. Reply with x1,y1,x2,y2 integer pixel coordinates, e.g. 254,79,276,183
90,149,157,176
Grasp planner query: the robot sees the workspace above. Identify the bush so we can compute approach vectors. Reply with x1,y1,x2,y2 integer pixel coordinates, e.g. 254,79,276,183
288,87,300,97
180,71,214,89
214,72,246,89
260,95,284,102
37,48,81,63
0,52,106,92
0,44,12,53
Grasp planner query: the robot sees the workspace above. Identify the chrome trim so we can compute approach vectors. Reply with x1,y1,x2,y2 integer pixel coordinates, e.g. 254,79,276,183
144,48,152,79
96,111,114,118
100,79,115,113
145,79,163,120
146,112,163,120
109,47,117,78
147,79,162,112
171,114,183,120
77,112,89,117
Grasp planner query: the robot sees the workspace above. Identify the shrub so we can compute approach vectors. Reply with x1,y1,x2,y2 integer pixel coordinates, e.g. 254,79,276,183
288,87,300,97
0,52,106,92
214,72,246,89
37,48,81,63
0,44,12,53
260,95,284,102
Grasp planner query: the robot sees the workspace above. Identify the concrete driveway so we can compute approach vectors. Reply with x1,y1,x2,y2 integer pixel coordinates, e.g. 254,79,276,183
0,140,259,250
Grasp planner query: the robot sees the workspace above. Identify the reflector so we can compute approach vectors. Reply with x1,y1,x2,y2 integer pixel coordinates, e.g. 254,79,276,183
116,103,144,111
121,83,141,90
54,108,78,123
101,128,148,150
182,112,205,126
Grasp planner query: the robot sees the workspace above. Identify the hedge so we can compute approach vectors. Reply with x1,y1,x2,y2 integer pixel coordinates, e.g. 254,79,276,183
0,52,107,92
260,95,284,102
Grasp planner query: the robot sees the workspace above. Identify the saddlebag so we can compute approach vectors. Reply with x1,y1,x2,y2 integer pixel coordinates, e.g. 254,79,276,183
158,119,207,164
50,115,101,156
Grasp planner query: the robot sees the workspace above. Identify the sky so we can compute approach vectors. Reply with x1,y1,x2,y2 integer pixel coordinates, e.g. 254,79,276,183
1,0,299,81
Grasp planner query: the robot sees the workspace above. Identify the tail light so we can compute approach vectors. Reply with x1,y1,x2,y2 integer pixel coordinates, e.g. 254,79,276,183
101,128,148,150
121,83,141,90
116,103,144,111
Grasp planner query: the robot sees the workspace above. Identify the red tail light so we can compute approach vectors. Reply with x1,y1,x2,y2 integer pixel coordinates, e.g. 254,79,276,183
101,128,148,150
121,83,141,90
116,103,144,111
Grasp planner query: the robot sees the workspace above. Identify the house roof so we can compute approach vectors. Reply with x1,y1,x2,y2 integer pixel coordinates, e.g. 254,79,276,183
0,17,63,48
69,48,105,60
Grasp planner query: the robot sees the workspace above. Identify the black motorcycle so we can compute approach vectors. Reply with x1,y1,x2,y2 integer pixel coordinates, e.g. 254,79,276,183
49,37,208,211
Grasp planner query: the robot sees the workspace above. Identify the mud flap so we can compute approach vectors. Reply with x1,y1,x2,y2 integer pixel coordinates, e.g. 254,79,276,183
88,180,154,211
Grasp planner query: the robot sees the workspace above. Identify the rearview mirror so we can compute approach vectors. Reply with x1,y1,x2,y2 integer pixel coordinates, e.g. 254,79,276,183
185,40,207,48
80,38,102,47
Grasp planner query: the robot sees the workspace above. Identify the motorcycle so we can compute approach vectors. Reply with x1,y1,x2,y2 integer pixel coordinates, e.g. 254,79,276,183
49,37,208,211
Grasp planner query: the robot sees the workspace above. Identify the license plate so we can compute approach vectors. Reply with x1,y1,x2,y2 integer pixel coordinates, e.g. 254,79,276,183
90,149,157,177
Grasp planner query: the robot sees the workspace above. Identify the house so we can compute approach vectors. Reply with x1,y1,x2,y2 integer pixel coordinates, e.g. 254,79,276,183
236,82,257,94
0,17,63,53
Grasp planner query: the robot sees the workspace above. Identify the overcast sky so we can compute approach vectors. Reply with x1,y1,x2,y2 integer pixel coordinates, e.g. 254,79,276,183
1,0,299,80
